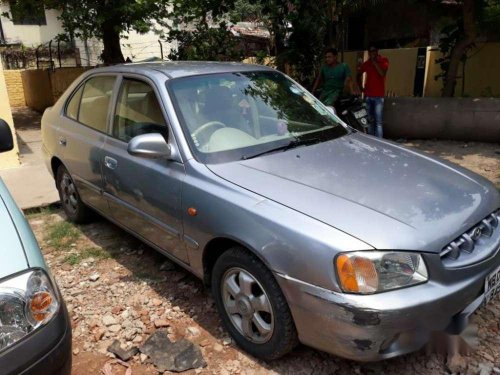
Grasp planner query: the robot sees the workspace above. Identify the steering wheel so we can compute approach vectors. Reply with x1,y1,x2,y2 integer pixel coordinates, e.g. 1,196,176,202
192,121,227,146
192,121,227,138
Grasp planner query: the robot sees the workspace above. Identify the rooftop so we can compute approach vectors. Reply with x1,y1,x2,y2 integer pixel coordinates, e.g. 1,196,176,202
93,61,275,79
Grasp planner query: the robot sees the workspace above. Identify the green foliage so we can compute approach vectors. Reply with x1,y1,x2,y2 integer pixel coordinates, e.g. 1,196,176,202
228,0,268,23
40,0,171,39
167,22,244,61
254,50,270,65
479,0,500,41
229,0,387,84
284,1,328,87
46,220,80,250
434,20,465,82
25,205,60,219
63,247,111,265
4,0,46,25
166,0,249,61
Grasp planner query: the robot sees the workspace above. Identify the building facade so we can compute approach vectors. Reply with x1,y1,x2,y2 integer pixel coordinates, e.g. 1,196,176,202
0,3,172,67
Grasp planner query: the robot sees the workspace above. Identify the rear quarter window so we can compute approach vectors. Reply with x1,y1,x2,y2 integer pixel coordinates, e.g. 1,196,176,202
66,85,83,121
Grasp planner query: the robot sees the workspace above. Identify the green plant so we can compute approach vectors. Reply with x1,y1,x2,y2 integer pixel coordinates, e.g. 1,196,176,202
25,205,60,219
63,246,111,265
434,21,466,82
167,22,244,61
254,50,269,65
45,221,80,250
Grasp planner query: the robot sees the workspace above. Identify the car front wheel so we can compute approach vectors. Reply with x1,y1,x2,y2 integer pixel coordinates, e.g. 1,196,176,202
56,165,92,223
212,247,298,360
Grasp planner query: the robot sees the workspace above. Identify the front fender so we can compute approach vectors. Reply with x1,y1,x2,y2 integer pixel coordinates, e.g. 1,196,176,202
182,162,372,291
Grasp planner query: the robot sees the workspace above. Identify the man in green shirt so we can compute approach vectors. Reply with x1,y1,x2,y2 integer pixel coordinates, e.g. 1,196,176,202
312,48,356,107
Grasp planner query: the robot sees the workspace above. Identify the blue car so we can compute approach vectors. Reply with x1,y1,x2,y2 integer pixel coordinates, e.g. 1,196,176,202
0,119,71,375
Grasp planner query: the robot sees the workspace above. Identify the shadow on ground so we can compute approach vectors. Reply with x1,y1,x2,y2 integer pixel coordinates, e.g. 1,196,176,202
12,107,42,130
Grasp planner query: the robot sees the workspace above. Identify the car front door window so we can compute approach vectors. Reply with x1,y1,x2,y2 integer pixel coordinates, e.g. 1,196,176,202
114,79,168,142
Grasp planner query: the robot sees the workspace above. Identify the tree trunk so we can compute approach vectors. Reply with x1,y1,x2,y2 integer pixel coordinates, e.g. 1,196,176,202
101,20,125,65
442,0,476,97
271,20,286,71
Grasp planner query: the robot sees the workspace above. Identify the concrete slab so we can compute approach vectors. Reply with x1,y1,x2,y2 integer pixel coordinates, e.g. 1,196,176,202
0,108,59,209
0,165,59,209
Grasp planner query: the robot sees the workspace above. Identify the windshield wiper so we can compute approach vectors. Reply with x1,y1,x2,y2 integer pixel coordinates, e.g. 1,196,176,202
242,137,322,160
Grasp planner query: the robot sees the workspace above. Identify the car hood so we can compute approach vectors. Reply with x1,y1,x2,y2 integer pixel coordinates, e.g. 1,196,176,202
0,190,29,279
207,133,500,252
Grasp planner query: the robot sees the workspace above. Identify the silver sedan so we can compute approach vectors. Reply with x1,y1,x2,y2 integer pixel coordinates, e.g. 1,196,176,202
42,62,500,361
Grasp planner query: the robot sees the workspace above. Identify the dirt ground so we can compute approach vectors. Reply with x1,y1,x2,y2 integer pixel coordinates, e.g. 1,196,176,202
26,140,500,375
405,140,500,189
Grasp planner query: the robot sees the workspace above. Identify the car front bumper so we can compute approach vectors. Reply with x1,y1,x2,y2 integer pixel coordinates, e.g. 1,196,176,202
275,250,500,361
0,302,72,375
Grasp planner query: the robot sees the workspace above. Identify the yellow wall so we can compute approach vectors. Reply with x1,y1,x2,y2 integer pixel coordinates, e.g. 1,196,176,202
379,48,418,97
423,49,443,97
21,67,87,112
459,42,500,97
0,62,20,169
21,70,53,113
408,43,500,97
243,56,276,67
50,67,88,101
4,70,26,107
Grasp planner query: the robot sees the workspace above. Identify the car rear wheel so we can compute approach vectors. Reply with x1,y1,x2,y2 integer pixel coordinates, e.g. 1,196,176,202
212,247,298,360
56,165,93,223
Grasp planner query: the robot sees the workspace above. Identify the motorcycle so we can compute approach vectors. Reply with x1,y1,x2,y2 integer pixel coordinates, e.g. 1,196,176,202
333,95,370,133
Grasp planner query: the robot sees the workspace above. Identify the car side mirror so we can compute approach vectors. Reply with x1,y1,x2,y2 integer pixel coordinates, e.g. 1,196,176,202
127,133,172,159
0,119,14,153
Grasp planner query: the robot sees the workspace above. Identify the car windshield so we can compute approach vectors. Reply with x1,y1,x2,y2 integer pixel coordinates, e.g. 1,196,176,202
168,71,348,164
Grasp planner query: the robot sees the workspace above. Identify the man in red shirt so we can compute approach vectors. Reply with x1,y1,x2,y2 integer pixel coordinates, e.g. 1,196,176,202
357,45,389,138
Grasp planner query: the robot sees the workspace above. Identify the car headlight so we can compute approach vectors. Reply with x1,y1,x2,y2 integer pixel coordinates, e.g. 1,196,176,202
335,251,428,294
0,269,59,352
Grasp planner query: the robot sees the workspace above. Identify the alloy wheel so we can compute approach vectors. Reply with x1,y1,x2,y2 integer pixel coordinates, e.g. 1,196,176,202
60,173,78,214
221,267,274,344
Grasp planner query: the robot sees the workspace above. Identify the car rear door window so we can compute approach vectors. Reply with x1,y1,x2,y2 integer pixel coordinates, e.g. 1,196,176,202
66,85,83,121
113,78,167,142
78,76,116,133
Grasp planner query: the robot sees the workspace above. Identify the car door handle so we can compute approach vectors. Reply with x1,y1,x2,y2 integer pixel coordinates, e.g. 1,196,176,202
58,137,67,146
104,156,118,170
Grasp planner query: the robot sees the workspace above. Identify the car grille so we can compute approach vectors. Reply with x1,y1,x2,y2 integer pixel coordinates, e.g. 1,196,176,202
440,209,500,267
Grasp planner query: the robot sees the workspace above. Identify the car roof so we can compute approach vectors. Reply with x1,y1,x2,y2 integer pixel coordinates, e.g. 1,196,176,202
90,61,276,79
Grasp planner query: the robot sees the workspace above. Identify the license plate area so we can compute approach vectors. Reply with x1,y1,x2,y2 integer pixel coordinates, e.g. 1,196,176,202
485,264,500,304
354,109,367,119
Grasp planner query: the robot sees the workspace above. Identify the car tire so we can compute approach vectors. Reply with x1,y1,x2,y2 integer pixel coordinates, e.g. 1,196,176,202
56,165,93,224
212,247,298,360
